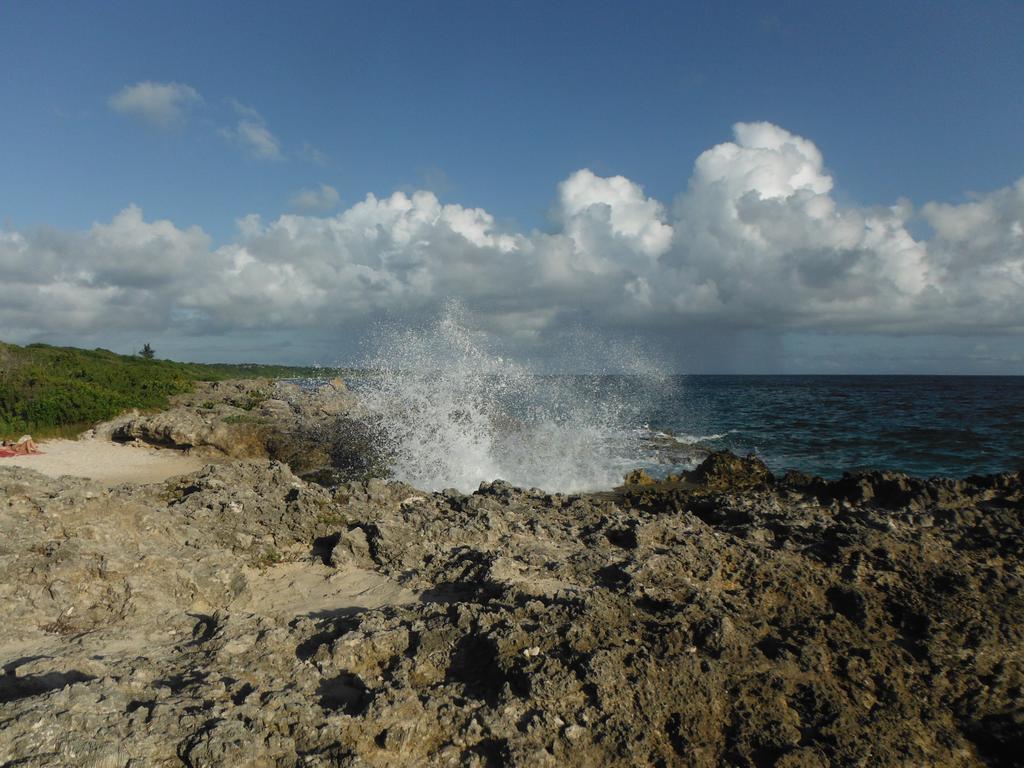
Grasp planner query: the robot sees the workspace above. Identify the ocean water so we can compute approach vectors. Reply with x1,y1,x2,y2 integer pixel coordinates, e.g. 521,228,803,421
350,371,1024,492
343,310,1023,492
604,374,1024,481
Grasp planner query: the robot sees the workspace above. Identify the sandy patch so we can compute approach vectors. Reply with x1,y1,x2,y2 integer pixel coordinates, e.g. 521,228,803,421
235,561,419,621
0,437,205,486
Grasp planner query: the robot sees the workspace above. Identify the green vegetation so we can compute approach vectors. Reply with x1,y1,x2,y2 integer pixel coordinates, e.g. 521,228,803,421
0,340,339,438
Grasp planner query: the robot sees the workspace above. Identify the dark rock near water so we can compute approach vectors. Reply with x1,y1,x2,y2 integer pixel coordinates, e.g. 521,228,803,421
1,417,1022,765
686,450,774,490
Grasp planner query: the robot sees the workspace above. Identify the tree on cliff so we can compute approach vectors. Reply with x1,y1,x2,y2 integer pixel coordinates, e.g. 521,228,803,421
139,343,155,360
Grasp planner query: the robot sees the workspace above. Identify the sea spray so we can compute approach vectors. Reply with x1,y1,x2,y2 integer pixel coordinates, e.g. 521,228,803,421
353,305,672,493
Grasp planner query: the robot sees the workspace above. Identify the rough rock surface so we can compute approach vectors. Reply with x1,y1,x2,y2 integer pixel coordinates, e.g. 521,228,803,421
93,378,380,483
1,450,1022,766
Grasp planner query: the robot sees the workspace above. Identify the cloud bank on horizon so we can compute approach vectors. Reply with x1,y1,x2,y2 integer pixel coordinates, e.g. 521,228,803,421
2,121,1022,368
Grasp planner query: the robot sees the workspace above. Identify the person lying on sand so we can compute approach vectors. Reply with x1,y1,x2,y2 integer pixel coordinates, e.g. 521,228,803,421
0,435,41,456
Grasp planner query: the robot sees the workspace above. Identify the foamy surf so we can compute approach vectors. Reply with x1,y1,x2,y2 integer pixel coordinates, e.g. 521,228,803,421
666,430,729,445
353,304,668,493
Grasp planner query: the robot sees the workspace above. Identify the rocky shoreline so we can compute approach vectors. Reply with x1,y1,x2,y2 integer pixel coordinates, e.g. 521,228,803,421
1,381,1021,766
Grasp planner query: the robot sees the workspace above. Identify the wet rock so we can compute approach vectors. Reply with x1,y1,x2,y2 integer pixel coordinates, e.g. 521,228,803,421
622,468,657,486
686,450,774,490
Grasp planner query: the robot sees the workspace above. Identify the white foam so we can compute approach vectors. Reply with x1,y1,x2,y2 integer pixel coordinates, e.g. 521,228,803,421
669,431,728,445
354,303,659,493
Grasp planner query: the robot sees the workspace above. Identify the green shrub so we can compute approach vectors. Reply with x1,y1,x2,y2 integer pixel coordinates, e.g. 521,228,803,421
0,340,342,437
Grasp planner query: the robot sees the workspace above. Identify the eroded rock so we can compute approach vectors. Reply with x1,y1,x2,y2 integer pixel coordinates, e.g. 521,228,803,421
1,451,1022,766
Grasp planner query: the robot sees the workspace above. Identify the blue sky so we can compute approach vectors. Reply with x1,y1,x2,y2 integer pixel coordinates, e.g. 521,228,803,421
1,1,1023,372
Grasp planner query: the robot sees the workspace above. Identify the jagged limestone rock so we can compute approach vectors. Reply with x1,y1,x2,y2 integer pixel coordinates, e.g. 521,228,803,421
1,454,1022,766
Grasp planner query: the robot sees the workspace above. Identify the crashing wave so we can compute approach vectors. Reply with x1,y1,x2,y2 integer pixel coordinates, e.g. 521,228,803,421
354,304,670,493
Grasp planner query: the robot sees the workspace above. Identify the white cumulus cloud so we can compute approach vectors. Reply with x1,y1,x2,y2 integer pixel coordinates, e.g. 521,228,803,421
668,122,932,327
108,81,201,130
3,122,1023,366
556,170,673,273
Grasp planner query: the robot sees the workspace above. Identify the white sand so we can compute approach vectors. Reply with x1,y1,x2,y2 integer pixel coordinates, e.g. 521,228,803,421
0,438,205,486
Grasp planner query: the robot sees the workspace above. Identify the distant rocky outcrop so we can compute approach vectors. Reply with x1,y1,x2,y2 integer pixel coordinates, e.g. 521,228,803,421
92,377,386,485
1,449,1021,766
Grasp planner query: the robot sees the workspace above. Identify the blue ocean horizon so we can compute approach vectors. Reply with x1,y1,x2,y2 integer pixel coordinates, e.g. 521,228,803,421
339,370,1024,491
635,374,1024,480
